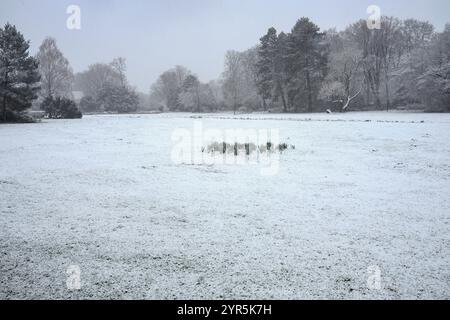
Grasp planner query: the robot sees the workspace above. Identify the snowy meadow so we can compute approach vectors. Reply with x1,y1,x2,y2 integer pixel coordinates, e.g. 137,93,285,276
1,112,449,299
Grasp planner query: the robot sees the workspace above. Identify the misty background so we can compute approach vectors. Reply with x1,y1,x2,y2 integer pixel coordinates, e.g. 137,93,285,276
1,0,450,93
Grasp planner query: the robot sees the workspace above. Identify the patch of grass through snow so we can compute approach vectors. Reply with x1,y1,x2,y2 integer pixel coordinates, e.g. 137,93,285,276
202,141,295,156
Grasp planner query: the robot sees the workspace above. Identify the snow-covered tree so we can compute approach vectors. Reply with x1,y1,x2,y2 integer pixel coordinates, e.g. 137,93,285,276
256,28,290,112
180,76,218,113
284,18,328,112
74,58,137,113
97,83,139,113
180,74,201,112
110,57,127,88
401,19,435,54
320,37,363,112
348,17,404,111
41,96,82,119
0,23,40,121
150,66,191,111
222,50,245,114
75,63,121,98
417,24,450,111
36,37,74,100
256,28,278,107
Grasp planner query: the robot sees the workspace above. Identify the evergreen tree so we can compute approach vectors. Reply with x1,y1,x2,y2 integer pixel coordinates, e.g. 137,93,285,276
256,28,277,107
256,28,290,112
0,23,40,122
285,18,328,112
41,96,82,119
273,32,290,112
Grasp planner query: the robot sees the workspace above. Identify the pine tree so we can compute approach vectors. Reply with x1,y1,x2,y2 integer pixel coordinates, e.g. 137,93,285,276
256,28,290,112
285,18,328,112
273,32,290,112
0,23,40,122
256,28,277,107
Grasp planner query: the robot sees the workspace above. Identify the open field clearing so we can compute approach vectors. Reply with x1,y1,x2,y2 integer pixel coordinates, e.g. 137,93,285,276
1,112,449,299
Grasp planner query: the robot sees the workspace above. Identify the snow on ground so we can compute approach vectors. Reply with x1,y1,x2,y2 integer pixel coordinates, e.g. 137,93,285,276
0,112,449,299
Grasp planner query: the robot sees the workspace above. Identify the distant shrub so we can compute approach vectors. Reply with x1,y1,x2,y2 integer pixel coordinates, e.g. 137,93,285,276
41,96,82,119
79,96,100,113
97,84,139,113
3,110,35,123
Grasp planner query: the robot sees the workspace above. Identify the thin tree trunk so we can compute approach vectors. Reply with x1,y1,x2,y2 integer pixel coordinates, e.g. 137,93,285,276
233,89,237,115
2,71,7,122
365,82,371,108
2,95,6,122
196,87,201,113
372,82,382,110
306,71,312,113
385,74,390,112
375,94,382,110
342,89,361,112
277,80,288,113
281,90,288,113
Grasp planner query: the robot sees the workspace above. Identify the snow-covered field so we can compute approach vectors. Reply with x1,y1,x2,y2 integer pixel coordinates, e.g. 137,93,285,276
1,112,449,300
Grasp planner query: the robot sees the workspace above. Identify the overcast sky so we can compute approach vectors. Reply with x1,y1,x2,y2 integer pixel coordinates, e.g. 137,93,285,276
1,0,449,92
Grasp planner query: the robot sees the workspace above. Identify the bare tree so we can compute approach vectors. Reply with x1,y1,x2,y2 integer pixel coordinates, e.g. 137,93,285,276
320,41,362,112
401,19,435,54
75,63,121,97
150,66,192,111
36,37,74,99
348,17,403,111
380,17,403,111
180,74,201,112
222,50,244,114
110,57,127,88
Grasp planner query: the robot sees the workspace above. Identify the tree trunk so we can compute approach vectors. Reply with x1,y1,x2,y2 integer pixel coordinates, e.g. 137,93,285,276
196,87,201,113
372,83,382,110
306,71,312,113
2,71,7,122
385,75,391,112
281,91,288,113
342,89,361,113
365,82,371,108
341,97,349,113
2,95,6,122
233,90,237,115
374,94,382,110
277,80,288,113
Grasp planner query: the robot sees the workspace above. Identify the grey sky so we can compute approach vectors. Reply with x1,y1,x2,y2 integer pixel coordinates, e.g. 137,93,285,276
1,0,449,92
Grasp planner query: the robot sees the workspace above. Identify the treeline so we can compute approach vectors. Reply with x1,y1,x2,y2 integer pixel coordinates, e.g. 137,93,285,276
1,17,449,123
74,58,143,113
150,17,450,113
0,23,143,122
0,23,85,121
